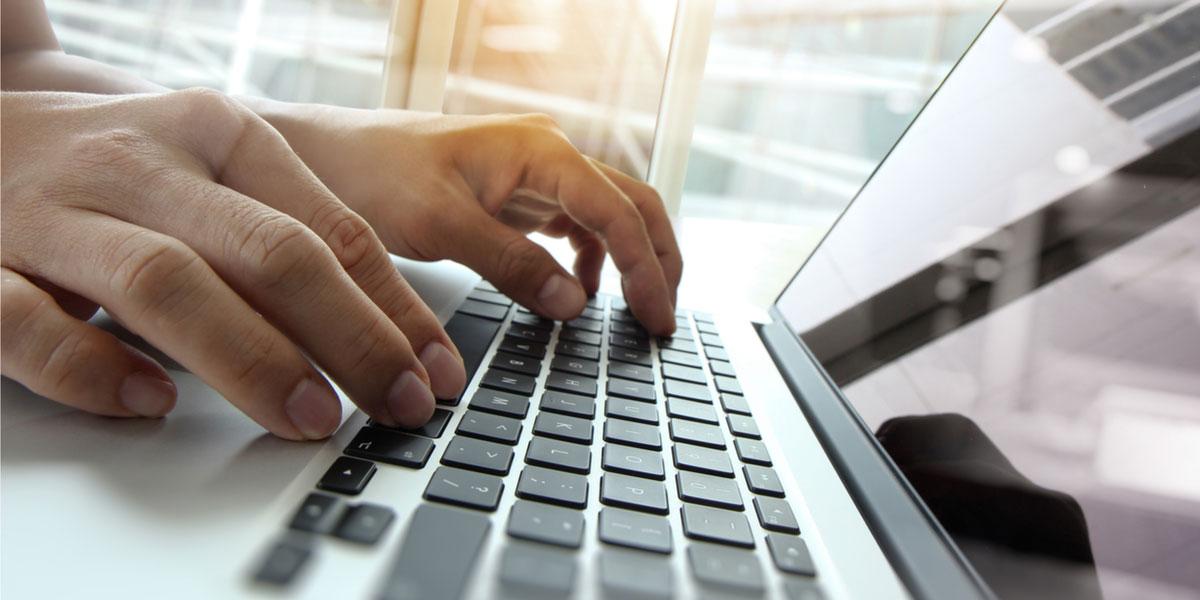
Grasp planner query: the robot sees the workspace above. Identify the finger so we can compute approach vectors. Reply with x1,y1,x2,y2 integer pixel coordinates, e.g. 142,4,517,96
566,225,606,295
15,213,342,440
1,267,176,418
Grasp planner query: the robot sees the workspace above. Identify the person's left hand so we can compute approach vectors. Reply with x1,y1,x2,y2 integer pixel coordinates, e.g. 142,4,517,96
251,103,682,335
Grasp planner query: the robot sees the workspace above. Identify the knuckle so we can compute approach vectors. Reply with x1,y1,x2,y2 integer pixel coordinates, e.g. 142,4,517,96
173,87,244,126
69,129,155,175
241,215,326,293
229,328,282,387
36,327,98,395
106,232,203,322
315,205,385,275
493,236,540,282
520,112,561,130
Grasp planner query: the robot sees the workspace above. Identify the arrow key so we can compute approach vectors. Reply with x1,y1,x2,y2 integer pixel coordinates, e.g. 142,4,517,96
753,496,800,534
766,533,816,576
333,503,395,545
317,456,377,495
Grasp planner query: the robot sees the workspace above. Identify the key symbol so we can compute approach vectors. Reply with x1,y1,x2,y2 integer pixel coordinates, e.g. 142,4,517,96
472,486,489,493
357,441,372,450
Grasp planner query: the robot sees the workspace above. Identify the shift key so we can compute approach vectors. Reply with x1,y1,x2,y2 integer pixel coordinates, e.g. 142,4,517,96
378,503,491,600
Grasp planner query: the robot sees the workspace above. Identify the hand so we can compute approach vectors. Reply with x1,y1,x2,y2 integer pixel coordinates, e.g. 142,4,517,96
253,105,683,335
1,89,466,439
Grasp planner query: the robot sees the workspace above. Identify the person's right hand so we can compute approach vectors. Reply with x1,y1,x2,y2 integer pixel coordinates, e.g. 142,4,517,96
1,89,467,439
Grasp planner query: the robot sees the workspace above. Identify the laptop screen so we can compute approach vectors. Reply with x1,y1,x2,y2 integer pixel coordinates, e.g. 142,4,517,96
776,2,1200,599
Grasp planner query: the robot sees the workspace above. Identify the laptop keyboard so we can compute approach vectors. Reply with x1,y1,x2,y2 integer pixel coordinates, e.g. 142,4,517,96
254,282,822,598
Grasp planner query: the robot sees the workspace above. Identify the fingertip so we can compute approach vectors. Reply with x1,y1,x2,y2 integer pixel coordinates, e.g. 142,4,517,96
536,273,586,321
119,372,177,418
420,341,466,399
285,378,342,440
386,370,436,428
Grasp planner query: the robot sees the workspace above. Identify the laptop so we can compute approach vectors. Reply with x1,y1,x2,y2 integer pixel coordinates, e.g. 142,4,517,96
3,1,1198,599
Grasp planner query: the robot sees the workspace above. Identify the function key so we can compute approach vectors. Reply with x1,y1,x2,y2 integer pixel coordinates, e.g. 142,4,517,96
608,360,653,384
511,312,554,330
677,471,743,510
705,346,730,362
681,504,754,548
598,507,673,554
317,456,376,495
560,328,602,346
662,362,706,385
533,413,594,445
602,444,665,480
709,360,736,378
499,337,547,359
551,355,600,378
687,544,764,593
467,288,512,306
423,466,505,511
289,492,344,534
516,466,589,509
660,348,702,369
333,503,394,545
480,368,536,396
673,442,734,477
606,378,656,403
458,299,509,321
766,534,816,576
610,333,650,353
727,414,761,439
506,323,551,344
468,389,530,419
507,499,585,548
714,376,742,395
743,465,785,497
546,371,598,397
609,346,652,367
252,537,313,585
604,420,662,451
540,390,597,419
564,317,603,333
754,497,800,534
720,393,752,416
525,437,591,474
734,438,772,466
557,341,601,361
441,435,514,475
456,409,523,445
345,427,434,468
600,473,669,515
666,397,718,424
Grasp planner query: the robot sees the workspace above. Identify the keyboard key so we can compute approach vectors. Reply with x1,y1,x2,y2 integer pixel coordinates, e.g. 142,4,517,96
705,346,730,361
709,359,735,378
457,298,509,321
602,444,665,480
681,504,754,548
666,326,694,341
489,351,542,377
607,360,653,383
700,333,724,348
289,492,344,534
317,456,376,495
677,471,744,510
599,507,672,554
507,500,585,548
564,316,603,333
606,397,659,425
607,377,656,403
499,337,546,359
252,537,312,585
669,419,726,449
609,346,652,367
559,328,602,346
600,550,673,599
673,442,734,477
609,333,650,352
784,580,826,600
506,323,551,344
442,312,501,386
727,414,761,438
499,543,576,594
557,341,601,361
660,348,702,368
367,407,453,438
666,397,718,424
480,368,536,396
734,438,772,465
675,315,691,329
540,390,596,419
696,320,719,335
600,473,669,515
609,320,646,337
511,312,553,330
714,375,742,395
441,436,514,475
345,427,435,468
659,338,697,354
754,497,800,534
551,355,599,378
456,410,522,445
661,362,706,384
581,305,605,319
533,413,594,445
767,534,816,576
720,393,751,415
545,371,598,397
744,465,785,497
516,466,588,509
423,466,504,511
604,420,662,451
468,389,530,419
467,288,511,306
378,503,490,600
333,503,394,545
664,379,711,403
476,280,498,292
687,544,764,592
691,311,714,324
526,437,591,474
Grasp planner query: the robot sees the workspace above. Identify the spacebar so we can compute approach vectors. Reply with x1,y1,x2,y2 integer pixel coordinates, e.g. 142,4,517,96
378,503,491,600
442,312,502,383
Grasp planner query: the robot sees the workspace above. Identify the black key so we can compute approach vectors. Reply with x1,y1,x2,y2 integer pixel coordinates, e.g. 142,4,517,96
687,544,764,592
378,503,490,600
700,333,724,348
545,371,598,397
720,393,751,415
345,427,435,468
602,444,665,480
604,420,662,450
669,419,726,449
444,312,502,383
598,507,672,554
533,413,594,445
600,473,669,515
441,436,514,475
556,341,601,361
727,414,761,438
581,304,605,319
675,315,691,329
457,299,509,321
526,436,591,474
666,326,694,341
609,320,646,337
659,338,697,354
767,533,816,576
423,466,505,511
606,397,658,425
499,337,546,359
696,320,719,335
681,504,754,548
480,368,536,396
511,311,553,330
754,497,800,534
666,397,718,424
506,323,551,344
550,355,599,378
692,311,714,324
368,408,454,438
564,316,603,333
252,537,312,585
540,390,596,419
664,379,711,403
610,333,650,352
516,466,588,508
608,361,653,383
499,543,576,594
468,389,530,419
734,438,772,465
333,503,394,545
476,280,499,292
677,470,743,510
673,442,734,477
289,492,344,534
317,456,376,495
709,359,735,378
600,550,673,599
489,351,542,377
705,346,730,361
606,377,656,403
784,580,826,600
456,410,522,445
714,375,742,395
506,499,585,548
744,465,785,497
660,348,702,368
467,288,512,306
609,346,652,367
560,328,602,346
661,362,706,384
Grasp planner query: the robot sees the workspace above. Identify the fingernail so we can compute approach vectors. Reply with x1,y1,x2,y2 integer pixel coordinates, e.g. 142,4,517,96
537,273,586,319
387,370,435,428
420,342,466,399
285,379,341,439
119,372,176,417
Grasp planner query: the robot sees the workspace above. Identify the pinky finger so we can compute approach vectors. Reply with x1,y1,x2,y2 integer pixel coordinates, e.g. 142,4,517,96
0,267,176,418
